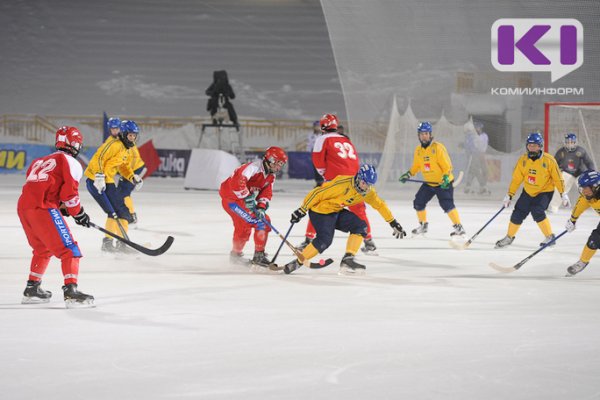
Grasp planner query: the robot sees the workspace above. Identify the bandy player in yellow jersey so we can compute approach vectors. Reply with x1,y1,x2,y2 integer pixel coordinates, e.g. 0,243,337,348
495,132,569,248
399,121,466,237
284,165,406,275
564,170,600,276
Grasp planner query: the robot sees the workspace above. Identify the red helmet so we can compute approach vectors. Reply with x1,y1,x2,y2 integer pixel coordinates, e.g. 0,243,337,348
55,126,83,157
320,113,338,132
264,146,288,165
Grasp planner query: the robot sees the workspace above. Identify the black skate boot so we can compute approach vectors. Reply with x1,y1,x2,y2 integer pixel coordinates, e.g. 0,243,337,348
22,280,52,304
297,237,312,251
495,235,515,248
62,283,94,308
339,253,366,276
250,251,281,273
566,260,589,277
450,224,466,237
361,238,378,255
284,259,301,275
539,234,556,247
412,222,428,236
101,237,117,253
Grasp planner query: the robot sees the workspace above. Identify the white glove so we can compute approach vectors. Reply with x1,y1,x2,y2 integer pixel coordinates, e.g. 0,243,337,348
502,194,512,208
133,174,143,191
565,219,576,233
93,173,106,193
561,193,571,208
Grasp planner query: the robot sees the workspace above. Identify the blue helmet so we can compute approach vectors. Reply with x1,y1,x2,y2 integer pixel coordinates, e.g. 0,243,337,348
526,132,543,160
526,132,543,146
564,132,577,151
121,120,140,135
107,117,121,130
417,121,432,133
578,170,600,200
417,121,433,147
119,120,139,148
357,164,378,185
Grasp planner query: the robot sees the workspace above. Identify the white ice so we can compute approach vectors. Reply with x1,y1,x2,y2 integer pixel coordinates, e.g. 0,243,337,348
1,175,600,400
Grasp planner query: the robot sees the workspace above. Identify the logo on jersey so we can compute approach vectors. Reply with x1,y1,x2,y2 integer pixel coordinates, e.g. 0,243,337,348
527,175,537,184
424,163,431,171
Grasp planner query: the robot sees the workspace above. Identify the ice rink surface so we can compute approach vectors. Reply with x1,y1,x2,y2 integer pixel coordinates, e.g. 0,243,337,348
1,175,599,399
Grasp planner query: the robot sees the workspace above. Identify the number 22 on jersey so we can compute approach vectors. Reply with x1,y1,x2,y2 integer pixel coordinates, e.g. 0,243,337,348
26,159,57,182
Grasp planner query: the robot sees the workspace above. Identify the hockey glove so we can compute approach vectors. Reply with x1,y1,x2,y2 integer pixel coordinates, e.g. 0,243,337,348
254,205,266,220
290,208,306,224
244,194,257,211
390,219,406,239
399,171,411,183
502,194,512,208
93,173,106,193
561,193,571,208
59,203,69,217
133,174,143,191
73,208,90,228
440,174,451,189
565,218,576,233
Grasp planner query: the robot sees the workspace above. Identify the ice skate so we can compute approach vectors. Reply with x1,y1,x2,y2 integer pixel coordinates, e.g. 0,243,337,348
360,238,378,256
22,280,52,304
411,222,428,236
229,251,250,266
297,237,312,251
62,283,95,308
101,237,117,253
129,212,138,229
115,240,139,255
250,251,282,273
539,234,556,247
283,259,301,275
338,253,366,276
450,224,466,237
566,260,589,277
495,235,514,248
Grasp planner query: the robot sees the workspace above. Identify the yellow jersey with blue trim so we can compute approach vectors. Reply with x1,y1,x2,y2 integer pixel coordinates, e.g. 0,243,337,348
408,141,454,186
508,152,564,197
128,145,145,171
569,194,600,222
299,175,394,222
84,138,134,183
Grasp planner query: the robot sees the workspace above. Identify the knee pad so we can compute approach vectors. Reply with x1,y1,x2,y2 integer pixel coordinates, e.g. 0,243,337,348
439,199,455,213
510,209,527,225
587,229,600,250
312,234,334,253
413,199,425,211
531,208,546,222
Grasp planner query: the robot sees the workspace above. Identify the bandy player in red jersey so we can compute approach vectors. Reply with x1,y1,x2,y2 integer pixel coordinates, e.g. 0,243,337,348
17,126,94,308
298,113,377,254
220,147,288,270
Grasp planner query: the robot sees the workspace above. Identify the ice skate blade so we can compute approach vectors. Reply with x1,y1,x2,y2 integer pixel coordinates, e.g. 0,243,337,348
21,296,51,304
249,263,282,274
65,299,96,309
338,266,366,276
361,249,379,256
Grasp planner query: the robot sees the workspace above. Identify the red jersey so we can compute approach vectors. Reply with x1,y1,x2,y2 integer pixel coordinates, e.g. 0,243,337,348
17,151,83,216
312,132,360,181
219,159,275,208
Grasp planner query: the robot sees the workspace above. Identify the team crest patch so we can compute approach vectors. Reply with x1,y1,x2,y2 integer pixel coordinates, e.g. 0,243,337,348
528,175,536,184
424,163,431,171
576,151,582,157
